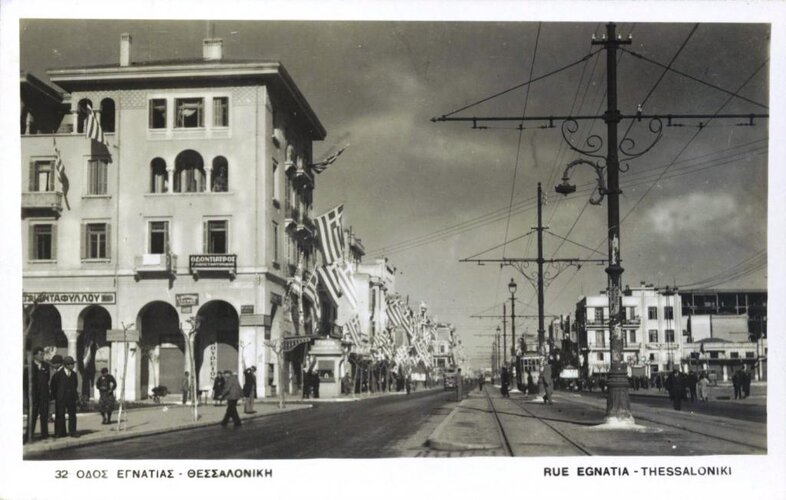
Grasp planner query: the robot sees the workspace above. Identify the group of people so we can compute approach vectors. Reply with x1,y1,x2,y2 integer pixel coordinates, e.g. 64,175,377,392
498,360,554,404
25,347,118,441
732,366,753,400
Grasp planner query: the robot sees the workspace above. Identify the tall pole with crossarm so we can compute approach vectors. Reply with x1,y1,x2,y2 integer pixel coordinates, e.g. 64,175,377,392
594,22,632,423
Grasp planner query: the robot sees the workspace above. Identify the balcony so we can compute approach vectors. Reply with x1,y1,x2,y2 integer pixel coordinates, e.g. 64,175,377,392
295,213,314,240
22,191,63,214
284,206,300,230
285,161,314,190
134,253,177,281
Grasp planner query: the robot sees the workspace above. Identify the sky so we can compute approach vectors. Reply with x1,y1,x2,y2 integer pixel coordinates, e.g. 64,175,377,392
17,18,770,369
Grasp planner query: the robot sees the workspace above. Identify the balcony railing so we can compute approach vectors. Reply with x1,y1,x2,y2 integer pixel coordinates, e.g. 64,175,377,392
22,191,63,213
134,253,177,280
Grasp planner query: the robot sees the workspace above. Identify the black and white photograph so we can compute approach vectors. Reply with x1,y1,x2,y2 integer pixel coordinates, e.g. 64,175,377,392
2,1,786,499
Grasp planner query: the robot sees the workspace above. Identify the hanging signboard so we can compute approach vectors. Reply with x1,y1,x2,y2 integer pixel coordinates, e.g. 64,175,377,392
176,293,199,307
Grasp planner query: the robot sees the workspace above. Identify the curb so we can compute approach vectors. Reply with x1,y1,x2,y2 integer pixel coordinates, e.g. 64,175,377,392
24,404,312,456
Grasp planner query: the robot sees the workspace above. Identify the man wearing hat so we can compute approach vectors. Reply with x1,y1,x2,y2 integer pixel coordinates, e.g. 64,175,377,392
25,347,50,440
50,356,79,437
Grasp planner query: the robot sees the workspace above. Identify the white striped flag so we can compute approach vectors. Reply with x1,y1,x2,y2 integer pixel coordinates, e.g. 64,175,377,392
302,271,322,325
84,104,108,146
316,261,358,309
311,144,348,174
386,297,406,329
53,138,70,210
344,315,362,346
315,205,345,265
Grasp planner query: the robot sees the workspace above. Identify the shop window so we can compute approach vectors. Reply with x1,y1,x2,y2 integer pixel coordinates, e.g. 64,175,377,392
100,98,115,133
29,159,55,192
213,97,229,127
150,158,168,193
175,98,204,128
82,222,110,260
204,220,228,254
149,221,169,254
30,223,55,260
87,158,109,195
149,99,167,129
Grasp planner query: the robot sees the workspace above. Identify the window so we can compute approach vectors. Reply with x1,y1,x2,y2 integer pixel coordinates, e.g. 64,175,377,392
665,329,675,343
272,159,280,202
204,220,228,254
594,331,605,348
82,222,109,260
29,159,55,192
594,307,604,323
175,98,204,128
211,156,228,192
597,352,604,361
628,330,636,344
100,98,115,133
272,221,279,263
648,353,655,361
77,98,92,133
651,365,659,373
648,306,657,320
87,158,109,195
709,352,719,359
150,158,168,193
664,306,674,320
730,352,739,359
648,329,658,343
149,99,167,129
149,221,169,254
213,97,229,127
30,224,55,260
174,150,205,193
745,352,755,358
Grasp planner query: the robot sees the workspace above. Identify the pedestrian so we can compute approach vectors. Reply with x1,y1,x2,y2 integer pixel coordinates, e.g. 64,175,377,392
405,374,412,395
181,371,191,405
95,367,117,424
220,370,243,427
655,374,662,392
697,372,710,402
526,369,535,395
25,347,50,440
313,368,321,399
687,371,698,403
541,360,554,405
732,367,742,400
587,376,594,392
50,356,79,437
212,372,225,406
742,367,752,398
664,367,684,411
243,366,257,413
500,366,510,398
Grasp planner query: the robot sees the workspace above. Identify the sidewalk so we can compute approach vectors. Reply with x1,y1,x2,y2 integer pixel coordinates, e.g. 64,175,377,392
427,386,767,455
23,388,423,456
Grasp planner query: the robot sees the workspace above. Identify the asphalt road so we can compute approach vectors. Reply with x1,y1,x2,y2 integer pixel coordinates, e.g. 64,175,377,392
28,389,454,460
577,390,767,424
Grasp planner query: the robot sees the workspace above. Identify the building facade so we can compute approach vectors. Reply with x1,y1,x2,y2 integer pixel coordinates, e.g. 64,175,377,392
22,35,327,401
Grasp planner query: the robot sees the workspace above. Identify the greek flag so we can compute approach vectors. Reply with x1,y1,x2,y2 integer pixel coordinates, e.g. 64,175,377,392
315,205,345,265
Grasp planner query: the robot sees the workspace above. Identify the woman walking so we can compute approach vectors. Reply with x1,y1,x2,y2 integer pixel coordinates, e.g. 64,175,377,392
95,367,117,424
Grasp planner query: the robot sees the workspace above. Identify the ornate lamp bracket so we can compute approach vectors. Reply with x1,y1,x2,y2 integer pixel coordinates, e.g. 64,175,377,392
555,158,607,205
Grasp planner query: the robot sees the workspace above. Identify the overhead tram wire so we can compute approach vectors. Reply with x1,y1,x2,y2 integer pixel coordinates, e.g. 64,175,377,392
548,59,769,306
365,140,767,259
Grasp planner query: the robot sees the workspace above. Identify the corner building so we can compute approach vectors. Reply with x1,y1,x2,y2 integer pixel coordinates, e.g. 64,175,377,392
21,36,326,401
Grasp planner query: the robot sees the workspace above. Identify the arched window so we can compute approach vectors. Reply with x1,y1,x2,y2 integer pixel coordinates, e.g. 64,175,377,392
100,98,116,133
150,158,168,193
77,98,93,134
212,156,228,192
174,150,205,193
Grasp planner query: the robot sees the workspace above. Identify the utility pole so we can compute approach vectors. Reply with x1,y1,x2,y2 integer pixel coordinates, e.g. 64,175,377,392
502,304,507,366
536,183,545,356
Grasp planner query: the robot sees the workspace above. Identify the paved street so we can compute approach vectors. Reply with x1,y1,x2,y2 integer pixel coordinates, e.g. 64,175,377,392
27,389,454,460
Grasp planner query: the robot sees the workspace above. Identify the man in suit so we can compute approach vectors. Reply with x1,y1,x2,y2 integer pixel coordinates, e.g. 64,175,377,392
50,356,79,437
541,359,554,405
26,347,50,440
243,366,257,414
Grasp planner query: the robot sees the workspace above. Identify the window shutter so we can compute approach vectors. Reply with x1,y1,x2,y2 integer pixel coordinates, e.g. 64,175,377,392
105,223,112,260
28,162,36,191
28,224,35,260
203,220,209,253
51,225,57,260
80,223,86,260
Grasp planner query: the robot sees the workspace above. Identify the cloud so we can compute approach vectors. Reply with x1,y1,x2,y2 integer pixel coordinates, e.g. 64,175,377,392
648,192,742,236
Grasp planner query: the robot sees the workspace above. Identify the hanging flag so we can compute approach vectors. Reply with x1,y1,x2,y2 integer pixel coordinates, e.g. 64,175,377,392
316,261,358,309
303,271,322,325
315,205,345,265
53,138,71,210
310,144,348,174
85,104,108,146
386,297,406,329
344,315,362,346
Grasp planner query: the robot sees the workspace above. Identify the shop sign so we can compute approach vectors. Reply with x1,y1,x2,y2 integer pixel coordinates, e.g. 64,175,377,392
241,304,254,314
181,306,193,314
23,292,116,305
107,329,140,342
189,254,237,271
176,293,199,307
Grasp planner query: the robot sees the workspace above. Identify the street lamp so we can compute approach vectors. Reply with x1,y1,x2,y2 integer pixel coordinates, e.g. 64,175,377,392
508,278,518,387
496,325,501,376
